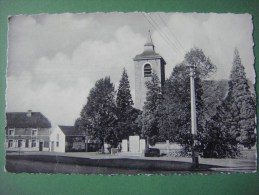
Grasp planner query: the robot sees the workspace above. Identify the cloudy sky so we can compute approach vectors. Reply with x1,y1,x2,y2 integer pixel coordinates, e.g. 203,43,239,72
6,12,254,127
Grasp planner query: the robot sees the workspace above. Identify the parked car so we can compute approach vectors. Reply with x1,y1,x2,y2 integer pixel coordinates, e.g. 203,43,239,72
144,148,160,157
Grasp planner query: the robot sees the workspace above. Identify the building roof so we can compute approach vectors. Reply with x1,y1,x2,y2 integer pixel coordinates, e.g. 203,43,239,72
134,30,166,63
134,50,165,61
59,125,84,136
6,111,51,128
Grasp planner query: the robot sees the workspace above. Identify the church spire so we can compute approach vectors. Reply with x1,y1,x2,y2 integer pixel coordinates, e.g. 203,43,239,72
144,30,155,51
145,30,154,46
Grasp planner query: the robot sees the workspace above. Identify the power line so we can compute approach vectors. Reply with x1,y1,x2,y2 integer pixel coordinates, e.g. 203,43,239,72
143,13,181,55
157,13,186,53
142,13,181,56
146,13,184,56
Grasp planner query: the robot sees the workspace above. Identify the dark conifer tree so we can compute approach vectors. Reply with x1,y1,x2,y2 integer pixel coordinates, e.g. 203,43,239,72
223,49,256,148
202,101,241,158
115,68,141,140
116,68,133,113
202,49,256,158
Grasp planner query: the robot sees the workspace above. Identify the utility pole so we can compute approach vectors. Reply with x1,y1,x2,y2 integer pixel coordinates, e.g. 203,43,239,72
188,64,199,168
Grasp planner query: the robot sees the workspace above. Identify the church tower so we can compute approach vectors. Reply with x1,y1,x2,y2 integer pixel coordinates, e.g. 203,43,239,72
133,31,166,110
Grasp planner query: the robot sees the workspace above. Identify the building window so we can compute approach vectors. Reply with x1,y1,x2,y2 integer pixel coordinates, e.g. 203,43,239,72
18,140,23,148
57,134,59,140
32,129,38,136
31,140,36,148
144,64,152,77
8,129,15,136
56,142,59,147
8,140,14,148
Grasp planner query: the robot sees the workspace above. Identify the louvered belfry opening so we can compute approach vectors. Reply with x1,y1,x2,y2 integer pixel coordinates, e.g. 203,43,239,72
144,64,152,77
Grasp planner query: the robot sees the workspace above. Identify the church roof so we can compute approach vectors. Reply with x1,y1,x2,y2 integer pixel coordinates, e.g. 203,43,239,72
134,50,164,61
134,30,166,63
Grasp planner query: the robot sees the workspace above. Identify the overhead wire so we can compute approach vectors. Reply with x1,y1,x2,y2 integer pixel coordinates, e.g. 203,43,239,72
156,13,186,53
146,13,184,56
141,13,180,56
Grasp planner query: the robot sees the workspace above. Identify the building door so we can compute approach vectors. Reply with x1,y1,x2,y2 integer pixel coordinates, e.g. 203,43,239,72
39,141,43,151
51,141,54,152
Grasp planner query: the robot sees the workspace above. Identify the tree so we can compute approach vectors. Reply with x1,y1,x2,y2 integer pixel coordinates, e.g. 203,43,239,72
201,49,256,158
160,48,216,152
159,63,191,144
222,49,256,148
201,80,229,118
202,101,241,158
116,68,133,111
76,77,118,152
139,73,162,146
184,47,216,79
115,68,141,140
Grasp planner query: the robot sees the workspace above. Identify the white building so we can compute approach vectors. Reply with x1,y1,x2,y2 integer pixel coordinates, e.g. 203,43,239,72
50,125,86,153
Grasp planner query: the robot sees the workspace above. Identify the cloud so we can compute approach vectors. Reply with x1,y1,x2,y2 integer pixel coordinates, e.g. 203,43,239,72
31,25,144,89
7,19,145,126
156,13,254,80
6,72,93,127
6,13,255,126
8,14,94,76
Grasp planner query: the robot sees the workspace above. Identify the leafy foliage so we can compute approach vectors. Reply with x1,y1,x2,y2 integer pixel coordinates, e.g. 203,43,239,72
201,49,256,157
201,80,228,118
184,47,216,79
74,47,255,158
75,77,118,150
116,68,141,140
159,64,191,143
159,48,216,152
75,70,141,151
202,102,241,158
139,73,162,146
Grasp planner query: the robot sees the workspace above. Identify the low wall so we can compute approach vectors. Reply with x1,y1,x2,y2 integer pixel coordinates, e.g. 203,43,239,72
6,147,49,152
6,154,214,171
150,142,183,150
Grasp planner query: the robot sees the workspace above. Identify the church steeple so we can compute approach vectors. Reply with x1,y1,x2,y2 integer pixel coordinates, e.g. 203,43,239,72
144,30,154,51
133,30,166,110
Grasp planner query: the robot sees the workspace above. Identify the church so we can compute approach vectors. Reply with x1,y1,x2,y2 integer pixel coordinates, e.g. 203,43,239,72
133,31,166,110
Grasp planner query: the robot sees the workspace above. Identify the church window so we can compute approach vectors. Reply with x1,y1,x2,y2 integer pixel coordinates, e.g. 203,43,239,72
144,64,152,77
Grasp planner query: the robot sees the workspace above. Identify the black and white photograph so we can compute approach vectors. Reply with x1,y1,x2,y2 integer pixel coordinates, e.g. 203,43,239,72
5,12,257,174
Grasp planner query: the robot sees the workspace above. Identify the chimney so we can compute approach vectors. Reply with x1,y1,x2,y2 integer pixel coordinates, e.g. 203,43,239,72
27,110,32,117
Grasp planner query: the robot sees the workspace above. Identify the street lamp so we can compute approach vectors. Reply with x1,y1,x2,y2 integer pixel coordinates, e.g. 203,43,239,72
187,64,199,168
